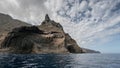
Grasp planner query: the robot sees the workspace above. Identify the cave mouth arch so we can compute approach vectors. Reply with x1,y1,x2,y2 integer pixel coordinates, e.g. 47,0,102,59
67,45,76,53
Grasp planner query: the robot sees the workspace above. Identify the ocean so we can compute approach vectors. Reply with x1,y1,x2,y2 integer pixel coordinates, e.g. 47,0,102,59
0,54,120,68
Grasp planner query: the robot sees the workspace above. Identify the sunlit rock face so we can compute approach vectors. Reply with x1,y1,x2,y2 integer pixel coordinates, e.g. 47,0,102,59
0,14,83,54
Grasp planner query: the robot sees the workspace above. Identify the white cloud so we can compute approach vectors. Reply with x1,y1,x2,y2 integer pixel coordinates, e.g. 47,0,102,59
0,0,48,25
44,0,120,46
79,0,88,12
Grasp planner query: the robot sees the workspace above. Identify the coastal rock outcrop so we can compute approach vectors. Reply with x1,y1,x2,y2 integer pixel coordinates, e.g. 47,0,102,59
0,13,100,54
0,14,83,54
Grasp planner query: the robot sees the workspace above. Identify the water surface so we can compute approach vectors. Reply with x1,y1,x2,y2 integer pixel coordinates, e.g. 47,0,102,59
0,54,120,68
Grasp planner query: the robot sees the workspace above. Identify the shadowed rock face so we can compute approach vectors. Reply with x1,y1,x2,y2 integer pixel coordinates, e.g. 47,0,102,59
0,26,42,53
65,34,83,53
0,14,100,54
0,14,83,54
0,13,31,45
0,26,69,54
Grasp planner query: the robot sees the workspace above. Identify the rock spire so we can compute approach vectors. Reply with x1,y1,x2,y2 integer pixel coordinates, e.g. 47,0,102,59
45,14,50,21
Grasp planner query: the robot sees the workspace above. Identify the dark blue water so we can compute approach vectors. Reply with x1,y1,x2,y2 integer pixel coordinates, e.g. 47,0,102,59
0,54,120,68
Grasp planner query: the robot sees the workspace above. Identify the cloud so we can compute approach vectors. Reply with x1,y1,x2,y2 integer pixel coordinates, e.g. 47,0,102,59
0,0,120,47
0,0,48,25
44,0,120,46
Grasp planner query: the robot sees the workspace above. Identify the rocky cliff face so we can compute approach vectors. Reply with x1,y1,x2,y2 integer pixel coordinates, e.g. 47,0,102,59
0,13,100,54
0,13,31,45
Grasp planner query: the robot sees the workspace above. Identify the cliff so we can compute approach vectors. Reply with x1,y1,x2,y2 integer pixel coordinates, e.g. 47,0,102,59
0,13,100,54
0,13,31,45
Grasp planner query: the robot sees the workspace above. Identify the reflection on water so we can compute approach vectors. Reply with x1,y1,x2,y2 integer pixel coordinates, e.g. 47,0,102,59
0,54,120,68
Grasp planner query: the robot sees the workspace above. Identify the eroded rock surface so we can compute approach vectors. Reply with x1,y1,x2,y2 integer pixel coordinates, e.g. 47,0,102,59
0,13,31,45
0,14,100,54
0,14,83,54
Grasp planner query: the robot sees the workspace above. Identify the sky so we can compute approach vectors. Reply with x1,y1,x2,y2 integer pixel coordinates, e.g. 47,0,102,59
0,0,120,53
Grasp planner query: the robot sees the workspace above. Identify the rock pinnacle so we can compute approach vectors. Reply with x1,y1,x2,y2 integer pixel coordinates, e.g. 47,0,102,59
45,14,50,21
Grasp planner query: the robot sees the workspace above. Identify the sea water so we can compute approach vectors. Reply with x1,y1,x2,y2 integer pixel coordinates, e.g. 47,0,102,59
0,54,120,68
